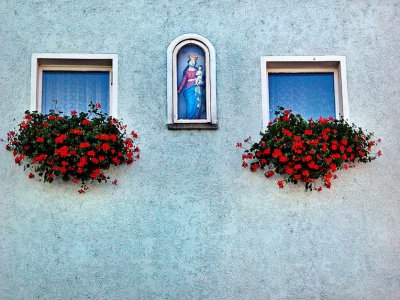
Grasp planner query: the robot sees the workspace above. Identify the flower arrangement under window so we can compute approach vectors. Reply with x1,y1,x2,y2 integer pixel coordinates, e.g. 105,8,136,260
6,103,140,193
237,107,381,191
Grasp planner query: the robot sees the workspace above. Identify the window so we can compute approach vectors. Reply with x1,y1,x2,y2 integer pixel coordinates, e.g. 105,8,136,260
31,53,118,117
260,56,349,128
167,34,217,129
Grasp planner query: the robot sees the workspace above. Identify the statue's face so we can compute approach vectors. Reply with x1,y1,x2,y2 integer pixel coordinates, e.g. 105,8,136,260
189,59,196,67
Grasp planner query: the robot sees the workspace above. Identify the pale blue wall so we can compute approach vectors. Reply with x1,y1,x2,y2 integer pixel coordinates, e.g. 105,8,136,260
1,0,399,299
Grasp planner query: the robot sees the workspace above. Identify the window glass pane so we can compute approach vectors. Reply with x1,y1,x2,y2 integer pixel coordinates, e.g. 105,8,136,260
42,71,110,114
177,44,206,120
268,73,335,120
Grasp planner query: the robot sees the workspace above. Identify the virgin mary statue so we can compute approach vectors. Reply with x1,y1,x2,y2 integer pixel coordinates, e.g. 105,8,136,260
177,54,205,119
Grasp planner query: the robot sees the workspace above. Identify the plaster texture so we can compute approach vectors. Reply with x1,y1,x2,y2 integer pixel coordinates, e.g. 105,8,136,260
0,0,399,299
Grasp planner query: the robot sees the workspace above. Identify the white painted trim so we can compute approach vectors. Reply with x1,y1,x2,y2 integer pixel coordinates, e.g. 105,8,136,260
260,56,349,128
32,53,118,60
333,69,340,119
260,57,269,129
167,34,217,125
38,65,112,70
262,55,347,63
31,54,39,112
268,67,336,73
338,57,349,119
31,53,118,117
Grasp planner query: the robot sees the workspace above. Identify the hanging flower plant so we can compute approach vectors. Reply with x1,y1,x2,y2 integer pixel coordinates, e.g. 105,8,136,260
237,107,381,191
6,102,140,193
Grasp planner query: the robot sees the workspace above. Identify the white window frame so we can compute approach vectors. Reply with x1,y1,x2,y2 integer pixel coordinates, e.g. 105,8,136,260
167,34,217,129
31,53,118,117
260,56,349,128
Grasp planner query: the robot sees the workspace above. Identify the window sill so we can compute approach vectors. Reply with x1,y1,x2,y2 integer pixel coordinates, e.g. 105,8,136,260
167,123,218,130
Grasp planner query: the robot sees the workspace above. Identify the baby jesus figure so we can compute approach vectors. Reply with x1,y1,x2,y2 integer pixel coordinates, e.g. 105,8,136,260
195,65,204,86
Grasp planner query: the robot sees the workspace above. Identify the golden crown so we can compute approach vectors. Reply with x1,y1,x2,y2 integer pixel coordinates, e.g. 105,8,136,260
188,54,198,61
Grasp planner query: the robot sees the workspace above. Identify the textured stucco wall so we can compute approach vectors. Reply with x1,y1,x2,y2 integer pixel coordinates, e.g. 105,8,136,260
0,0,399,299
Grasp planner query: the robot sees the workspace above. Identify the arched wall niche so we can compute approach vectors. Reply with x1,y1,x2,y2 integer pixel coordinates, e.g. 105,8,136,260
167,34,217,130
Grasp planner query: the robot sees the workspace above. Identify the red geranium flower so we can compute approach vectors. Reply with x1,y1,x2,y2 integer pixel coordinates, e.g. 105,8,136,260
77,156,88,167
307,161,319,170
294,164,302,170
263,148,271,155
109,134,117,142
55,146,69,157
90,168,101,179
318,117,328,124
71,129,83,135
272,149,282,158
284,167,293,175
96,134,110,141
55,134,67,144
32,154,47,163
282,128,292,137
112,157,121,165
265,170,274,178
80,142,90,149
302,170,309,176
304,129,313,136
279,156,289,163
101,143,111,151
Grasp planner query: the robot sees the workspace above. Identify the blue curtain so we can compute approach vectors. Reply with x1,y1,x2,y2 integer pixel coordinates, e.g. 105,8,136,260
268,73,335,120
42,71,110,114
